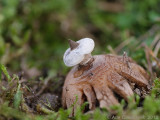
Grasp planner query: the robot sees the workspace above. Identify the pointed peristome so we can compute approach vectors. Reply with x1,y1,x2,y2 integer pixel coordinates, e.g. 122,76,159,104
68,39,79,50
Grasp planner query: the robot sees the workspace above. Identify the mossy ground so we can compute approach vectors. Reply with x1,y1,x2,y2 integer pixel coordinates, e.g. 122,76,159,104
0,0,160,119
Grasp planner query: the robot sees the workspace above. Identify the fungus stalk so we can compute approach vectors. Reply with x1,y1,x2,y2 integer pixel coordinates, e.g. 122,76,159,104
79,53,93,66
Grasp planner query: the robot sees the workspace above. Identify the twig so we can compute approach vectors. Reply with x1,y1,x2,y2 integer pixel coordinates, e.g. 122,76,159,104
115,38,134,53
138,25,160,41
151,34,160,49
145,46,160,68
98,1,124,13
107,45,117,55
154,39,160,57
26,75,56,99
143,44,154,79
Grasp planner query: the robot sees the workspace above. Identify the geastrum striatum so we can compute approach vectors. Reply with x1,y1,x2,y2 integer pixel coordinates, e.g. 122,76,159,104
62,38,151,116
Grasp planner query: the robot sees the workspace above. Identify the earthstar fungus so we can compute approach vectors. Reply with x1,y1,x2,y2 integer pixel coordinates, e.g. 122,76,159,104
62,38,151,116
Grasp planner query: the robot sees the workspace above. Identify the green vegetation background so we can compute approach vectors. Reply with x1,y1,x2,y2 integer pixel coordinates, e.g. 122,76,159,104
0,0,160,120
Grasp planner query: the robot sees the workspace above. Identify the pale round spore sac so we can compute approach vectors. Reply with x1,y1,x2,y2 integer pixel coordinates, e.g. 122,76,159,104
63,49,84,67
63,38,95,67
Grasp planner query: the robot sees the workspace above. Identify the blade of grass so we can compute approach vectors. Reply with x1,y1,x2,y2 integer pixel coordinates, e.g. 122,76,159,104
14,82,22,109
0,64,11,82
0,64,1,81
